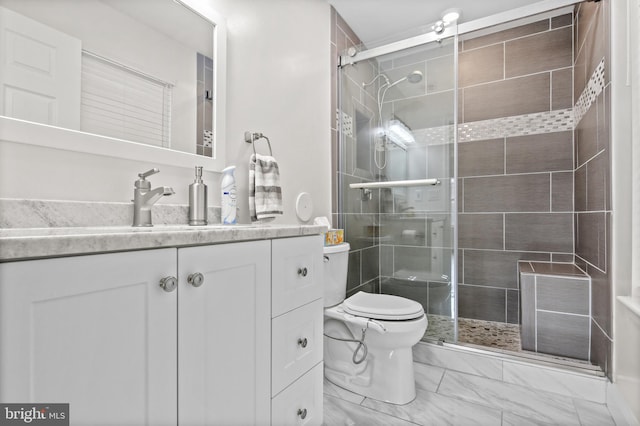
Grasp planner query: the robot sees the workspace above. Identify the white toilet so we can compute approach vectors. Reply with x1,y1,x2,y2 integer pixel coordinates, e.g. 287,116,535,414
322,242,428,405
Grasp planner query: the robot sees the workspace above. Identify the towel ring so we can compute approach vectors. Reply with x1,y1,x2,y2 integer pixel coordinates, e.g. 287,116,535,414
244,131,273,156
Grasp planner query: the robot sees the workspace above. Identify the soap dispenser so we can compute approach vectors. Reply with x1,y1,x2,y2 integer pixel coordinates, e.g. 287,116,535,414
189,166,208,226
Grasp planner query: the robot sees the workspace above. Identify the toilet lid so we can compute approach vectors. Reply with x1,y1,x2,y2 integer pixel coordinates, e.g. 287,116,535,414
343,291,424,321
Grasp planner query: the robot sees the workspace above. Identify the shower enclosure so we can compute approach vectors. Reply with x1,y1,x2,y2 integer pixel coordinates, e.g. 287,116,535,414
335,0,612,374
337,30,458,344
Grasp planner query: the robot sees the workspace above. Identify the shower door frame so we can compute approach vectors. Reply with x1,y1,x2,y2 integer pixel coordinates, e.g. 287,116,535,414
338,0,580,68
337,30,460,343
336,0,582,347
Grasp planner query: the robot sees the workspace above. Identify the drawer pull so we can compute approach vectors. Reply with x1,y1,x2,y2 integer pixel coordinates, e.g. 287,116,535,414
297,337,308,348
297,267,308,277
188,272,205,287
297,408,307,419
159,276,177,293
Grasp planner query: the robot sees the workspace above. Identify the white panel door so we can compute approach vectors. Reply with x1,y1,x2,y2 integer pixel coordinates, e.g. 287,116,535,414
0,249,178,426
178,241,271,426
0,6,81,128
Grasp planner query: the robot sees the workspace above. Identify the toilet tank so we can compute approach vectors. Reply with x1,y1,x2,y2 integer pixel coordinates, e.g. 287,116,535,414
323,242,350,307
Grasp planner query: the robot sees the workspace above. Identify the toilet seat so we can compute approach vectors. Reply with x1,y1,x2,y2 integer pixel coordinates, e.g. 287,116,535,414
343,291,424,321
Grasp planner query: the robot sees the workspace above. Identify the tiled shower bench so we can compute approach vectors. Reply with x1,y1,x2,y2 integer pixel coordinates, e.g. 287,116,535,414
518,262,591,360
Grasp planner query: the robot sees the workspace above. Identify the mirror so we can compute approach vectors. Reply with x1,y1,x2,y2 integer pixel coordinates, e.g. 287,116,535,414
0,0,226,170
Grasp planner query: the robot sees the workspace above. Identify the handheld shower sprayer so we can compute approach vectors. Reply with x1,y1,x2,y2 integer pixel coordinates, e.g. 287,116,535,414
360,69,423,168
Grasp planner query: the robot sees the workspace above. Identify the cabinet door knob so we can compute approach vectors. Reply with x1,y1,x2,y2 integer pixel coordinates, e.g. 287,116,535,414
297,408,307,419
297,337,308,348
188,272,205,287
159,276,177,292
297,267,308,277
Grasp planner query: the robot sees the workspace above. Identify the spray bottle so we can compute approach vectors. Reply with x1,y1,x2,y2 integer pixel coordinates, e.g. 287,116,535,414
221,165,237,224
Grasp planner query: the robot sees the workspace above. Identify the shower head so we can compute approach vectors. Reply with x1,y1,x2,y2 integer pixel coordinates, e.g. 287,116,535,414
363,70,423,89
407,70,423,84
387,70,423,89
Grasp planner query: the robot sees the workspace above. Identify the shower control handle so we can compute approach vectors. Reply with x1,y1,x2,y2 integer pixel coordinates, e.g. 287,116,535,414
297,337,308,348
188,272,205,287
159,276,177,293
297,267,308,277
297,408,307,419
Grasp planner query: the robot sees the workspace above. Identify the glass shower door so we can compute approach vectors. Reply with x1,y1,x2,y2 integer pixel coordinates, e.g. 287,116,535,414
337,34,458,343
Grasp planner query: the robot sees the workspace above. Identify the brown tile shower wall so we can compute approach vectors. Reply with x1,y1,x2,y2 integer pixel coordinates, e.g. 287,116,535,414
573,1,612,378
457,15,575,324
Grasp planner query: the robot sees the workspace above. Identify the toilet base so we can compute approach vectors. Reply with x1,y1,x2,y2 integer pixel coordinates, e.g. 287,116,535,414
323,305,427,405
323,345,418,405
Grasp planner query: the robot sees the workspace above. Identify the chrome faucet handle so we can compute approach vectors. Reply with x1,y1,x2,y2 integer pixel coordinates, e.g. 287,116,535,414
138,168,160,179
135,168,160,190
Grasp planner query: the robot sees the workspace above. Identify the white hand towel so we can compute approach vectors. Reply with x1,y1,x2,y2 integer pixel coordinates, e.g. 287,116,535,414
249,153,283,222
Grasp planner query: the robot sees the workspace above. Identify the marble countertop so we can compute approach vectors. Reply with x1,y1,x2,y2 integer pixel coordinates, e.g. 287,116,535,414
0,224,328,261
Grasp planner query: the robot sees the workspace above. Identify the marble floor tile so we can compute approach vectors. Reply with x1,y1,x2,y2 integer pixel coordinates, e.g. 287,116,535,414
502,361,607,403
324,377,366,405
323,395,416,426
572,399,616,426
413,362,445,392
361,388,502,426
437,370,581,425
413,343,503,380
325,343,618,426
502,411,562,425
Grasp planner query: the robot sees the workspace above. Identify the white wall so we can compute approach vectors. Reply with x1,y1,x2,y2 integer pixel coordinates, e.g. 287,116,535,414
209,0,332,224
0,0,332,225
611,0,640,422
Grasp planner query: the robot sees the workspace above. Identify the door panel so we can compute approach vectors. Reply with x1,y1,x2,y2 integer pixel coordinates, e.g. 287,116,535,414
0,6,81,128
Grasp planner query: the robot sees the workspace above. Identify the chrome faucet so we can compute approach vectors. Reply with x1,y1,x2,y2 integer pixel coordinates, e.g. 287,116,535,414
132,168,175,227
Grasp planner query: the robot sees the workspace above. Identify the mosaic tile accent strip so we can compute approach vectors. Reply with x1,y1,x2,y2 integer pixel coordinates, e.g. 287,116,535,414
574,58,606,126
459,108,574,142
336,110,353,138
203,130,213,147
408,108,574,147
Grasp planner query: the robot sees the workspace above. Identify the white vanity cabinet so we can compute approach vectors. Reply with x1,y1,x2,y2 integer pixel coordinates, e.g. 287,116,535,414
0,234,323,426
0,249,179,426
177,240,271,425
271,236,324,426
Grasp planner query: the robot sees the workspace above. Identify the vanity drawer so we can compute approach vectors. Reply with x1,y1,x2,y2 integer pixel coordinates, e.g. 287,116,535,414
272,298,323,395
272,235,323,317
272,362,323,426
